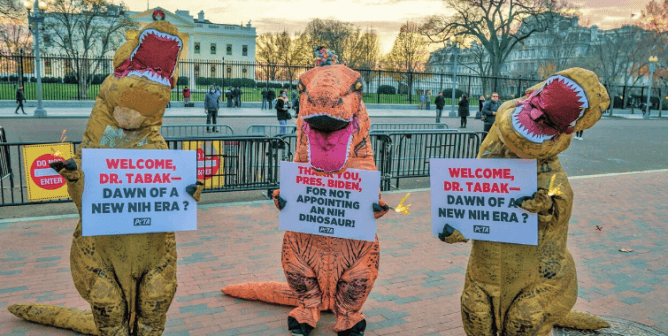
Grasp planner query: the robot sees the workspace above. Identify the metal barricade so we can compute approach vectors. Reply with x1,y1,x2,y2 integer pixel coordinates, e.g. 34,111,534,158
160,124,234,138
0,126,14,199
246,124,298,137
370,123,449,130
165,136,282,193
385,131,485,189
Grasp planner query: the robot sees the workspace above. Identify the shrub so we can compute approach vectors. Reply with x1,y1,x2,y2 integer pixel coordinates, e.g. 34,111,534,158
441,88,467,99
177,76,189,86
377,85,396,95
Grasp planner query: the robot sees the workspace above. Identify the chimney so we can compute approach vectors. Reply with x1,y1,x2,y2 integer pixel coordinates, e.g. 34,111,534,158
198,10,204,21
246,20,252,28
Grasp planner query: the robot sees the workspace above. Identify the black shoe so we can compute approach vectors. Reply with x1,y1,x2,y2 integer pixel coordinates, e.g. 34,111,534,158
15,111,18,114
338,319,366,336
288,316,314,336
206,128,210,133
214,129,219,133
23,112,27,115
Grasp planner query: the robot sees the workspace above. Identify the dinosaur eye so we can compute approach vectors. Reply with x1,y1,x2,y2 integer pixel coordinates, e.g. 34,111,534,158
351,81,363,93
298,83,305,93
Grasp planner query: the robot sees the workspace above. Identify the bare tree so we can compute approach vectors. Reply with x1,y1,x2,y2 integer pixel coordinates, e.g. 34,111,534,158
256,32,282,80
304,19,355,63
641,0,668,116
421,0,574,77
347,28,381,95
0,18,32,54
0,0,24,19
275,30,311,87
384,22,430,100
42,0,136,98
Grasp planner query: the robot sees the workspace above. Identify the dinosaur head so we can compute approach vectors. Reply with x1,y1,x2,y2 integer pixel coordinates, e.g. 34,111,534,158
296,64,367,174
494,68,610,159
98,21,182,129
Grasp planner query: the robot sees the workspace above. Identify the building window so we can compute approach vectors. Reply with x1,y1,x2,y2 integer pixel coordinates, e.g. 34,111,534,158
194,64,200,78
226,44,232,56
211,65,216,75
194,42,200,54
242,67,247,77
242,45,248,56
211,43,216,55
226,66,232,78
44,59,51,75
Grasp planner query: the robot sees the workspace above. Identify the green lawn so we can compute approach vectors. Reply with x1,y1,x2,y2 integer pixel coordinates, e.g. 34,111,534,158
1,82,480,107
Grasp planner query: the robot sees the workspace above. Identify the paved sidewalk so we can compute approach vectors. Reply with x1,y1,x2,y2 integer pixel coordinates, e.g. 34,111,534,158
0,171,667,335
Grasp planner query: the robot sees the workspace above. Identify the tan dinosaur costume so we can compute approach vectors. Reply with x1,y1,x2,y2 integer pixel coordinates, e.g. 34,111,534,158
222,50,389,336
8,20,204,335
440,68,611,335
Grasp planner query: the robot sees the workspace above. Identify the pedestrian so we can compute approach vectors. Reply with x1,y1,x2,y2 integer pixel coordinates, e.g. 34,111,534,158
481,92,501,138
435,91,445,123
574,130,584,140
458,94,470,128
15,85,26,115
276,90,290,135
476,95,485,119
267,88,276,110
234,87,242,107
204,85,220,133
182,86,191,106
261,88,268,110
419,91,425,110
425,90,431,110
291,91,298,109
226,87,234,108
293,95,300,117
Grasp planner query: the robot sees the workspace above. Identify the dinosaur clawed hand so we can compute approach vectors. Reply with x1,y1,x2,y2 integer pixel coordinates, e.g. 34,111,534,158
518,188,553,214
438,224,469,244
372,200,390,219
49,158,81,183
273,189,286,210
186,181,205,202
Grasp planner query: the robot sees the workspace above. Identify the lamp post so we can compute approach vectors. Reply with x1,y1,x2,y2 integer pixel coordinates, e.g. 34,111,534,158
645,56,658,120
449,36,459,117
24,0,48,117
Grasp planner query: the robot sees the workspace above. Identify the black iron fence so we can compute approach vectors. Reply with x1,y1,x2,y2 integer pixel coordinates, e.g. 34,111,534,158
1,53,549,106
0,128,486,206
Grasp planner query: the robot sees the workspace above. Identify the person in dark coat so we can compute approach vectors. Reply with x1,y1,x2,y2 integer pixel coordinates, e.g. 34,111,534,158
434,91,445,123
458,94,470,128
204,85,220,133
477,95,485,119
276,91,290,135
234,87,242,107
226,87,234,108
261,89,268,110
267,89,276,109
15,86,26,115
481,92,501,138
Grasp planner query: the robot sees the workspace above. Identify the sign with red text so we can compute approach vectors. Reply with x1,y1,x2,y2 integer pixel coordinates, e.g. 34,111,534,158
430,158,538,245
81,148,197,236
279,161,380,242
22,143,74,201
182,141,224,188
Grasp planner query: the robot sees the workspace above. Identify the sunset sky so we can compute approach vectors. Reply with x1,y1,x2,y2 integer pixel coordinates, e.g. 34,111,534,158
127,0,652,53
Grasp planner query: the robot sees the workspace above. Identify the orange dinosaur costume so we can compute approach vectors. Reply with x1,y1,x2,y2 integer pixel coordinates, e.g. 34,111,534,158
222,47,389,336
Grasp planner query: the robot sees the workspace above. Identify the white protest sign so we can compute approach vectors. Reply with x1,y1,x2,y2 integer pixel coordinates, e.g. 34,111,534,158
82,148,197,236
279,161,380,242
430,158,538,245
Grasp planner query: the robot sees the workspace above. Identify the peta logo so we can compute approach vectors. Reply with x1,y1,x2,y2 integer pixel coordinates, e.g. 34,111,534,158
133,218,151,226
319,226,334,234
473,225,490,234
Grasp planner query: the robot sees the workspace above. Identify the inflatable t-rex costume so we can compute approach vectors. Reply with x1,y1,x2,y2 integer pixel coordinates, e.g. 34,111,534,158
8,20,204,335
222,48,389,336
439,68,611,335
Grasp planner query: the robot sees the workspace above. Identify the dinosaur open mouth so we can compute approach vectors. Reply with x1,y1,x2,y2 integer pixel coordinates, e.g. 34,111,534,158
302,114,359,173
511,75,589,143
113,29,182,87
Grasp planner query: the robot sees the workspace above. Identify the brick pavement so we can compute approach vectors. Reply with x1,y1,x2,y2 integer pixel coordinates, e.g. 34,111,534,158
0,171,667,336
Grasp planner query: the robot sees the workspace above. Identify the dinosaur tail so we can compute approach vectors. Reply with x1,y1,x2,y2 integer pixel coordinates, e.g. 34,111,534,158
221,281,301,307
7,303,99,335
554,311,610,330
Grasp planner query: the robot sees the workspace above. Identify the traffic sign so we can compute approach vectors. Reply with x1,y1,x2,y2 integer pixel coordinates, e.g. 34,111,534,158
22,143,74,201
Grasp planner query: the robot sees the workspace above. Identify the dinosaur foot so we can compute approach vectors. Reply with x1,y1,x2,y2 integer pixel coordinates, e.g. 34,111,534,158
338,319,367,336
288,316,314,336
